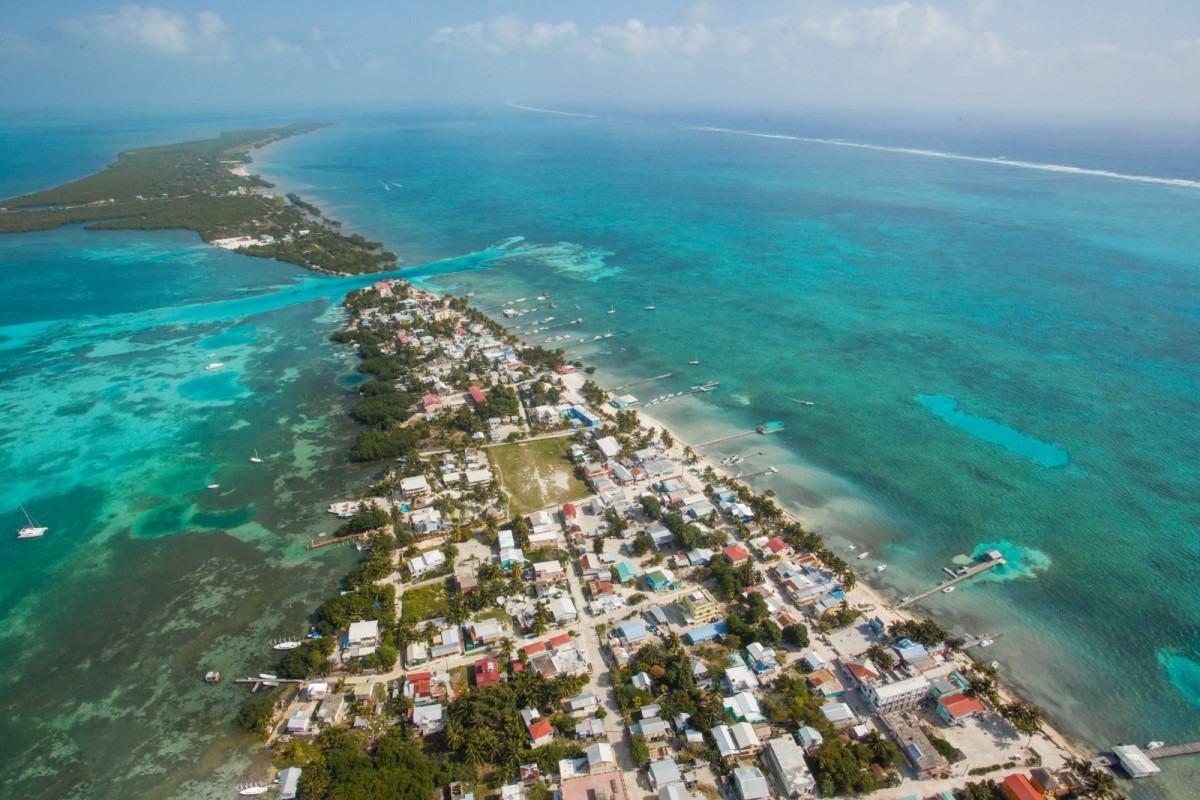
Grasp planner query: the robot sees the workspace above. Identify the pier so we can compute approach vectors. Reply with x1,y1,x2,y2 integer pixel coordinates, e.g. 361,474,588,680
641,381,720,406
308,530,374,549
236,676,306,692
895,559,1006,608
1146,742,1200,760
695,429,759,447
614,373,673,391
731,466,779,480
494,303,553,319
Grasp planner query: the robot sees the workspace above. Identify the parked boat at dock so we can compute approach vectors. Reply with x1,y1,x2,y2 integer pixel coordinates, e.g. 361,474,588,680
273,641,301,651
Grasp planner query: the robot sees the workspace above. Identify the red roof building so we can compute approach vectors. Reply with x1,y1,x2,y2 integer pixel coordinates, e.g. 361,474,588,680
548,633,573,650
936,693,987,725
723,544,751,566
474,657,501,688
522,641,547,657
764,536,792,556
527,719,555,747
468,386,487,404
421,393,442,411
562,503,577,520
1001,774,1044,800
404,672,432,702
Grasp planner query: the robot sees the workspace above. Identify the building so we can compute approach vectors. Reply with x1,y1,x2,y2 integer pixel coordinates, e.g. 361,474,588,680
763,736,816,798
585,742,617,772
731,767,770,800
595,436,621,459
1001,773,1047,800
1028,768,1067,797
408,549,447,578
528,719,555,748
468,386,487,405
413,704,446,736
723,544,751,566
279,767,303,800
474,657,501,688
400,475,431,498
286,709,311,734
723,692,765,723
644,568,681,592
1111,745,1162,779
819,702,854,726
677,588,722,625
859,673,931,714
534,560,565,583
935,693,986,725
884,715,950,780
648,758,682,789
684,621,727,645
617,621,649,643
465,619,504,649
548,596,578,623
614,562,639,584
797,726,824,752
713,722,762,758
723,664,760,694
318,694,346,726
746,642,780,674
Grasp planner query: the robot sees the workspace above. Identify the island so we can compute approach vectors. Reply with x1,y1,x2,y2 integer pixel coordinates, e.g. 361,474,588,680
0,124,398,275
231,278,1115,800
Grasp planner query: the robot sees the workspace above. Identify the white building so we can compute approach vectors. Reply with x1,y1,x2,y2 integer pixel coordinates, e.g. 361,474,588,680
763,736,816,798
731,767,770,800
347,620,380,646
400,475,431,498
548,596,578,623
859,673,932,714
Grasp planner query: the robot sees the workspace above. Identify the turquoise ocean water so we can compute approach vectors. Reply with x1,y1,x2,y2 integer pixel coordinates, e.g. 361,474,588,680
1,109,1198,797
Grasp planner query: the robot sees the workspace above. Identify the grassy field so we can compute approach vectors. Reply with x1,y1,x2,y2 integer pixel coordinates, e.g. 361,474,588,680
489,436,592,516
401,582,447,624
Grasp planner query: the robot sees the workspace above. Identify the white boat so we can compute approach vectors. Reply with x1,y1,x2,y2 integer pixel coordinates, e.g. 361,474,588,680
273,641,302,651
979,639,994,647
261,681,280,687
250,450,263,464
1146,741,1165,750
942,586,955,593
207,483,220,490
205,362,224,370
644,305,657,311
857,552,869,559
607,305,616,314
989,660,1000,669
900,595,912,603
875,564,887,573
258,673,277,680
205,671,220,683
17,506,47,539
238,787,270,797
848,544,856,550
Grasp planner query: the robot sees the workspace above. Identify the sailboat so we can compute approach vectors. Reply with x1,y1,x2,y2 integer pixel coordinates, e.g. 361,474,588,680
607,305,616,314
688,357,700,365
17,506,47,539
249,450,263,464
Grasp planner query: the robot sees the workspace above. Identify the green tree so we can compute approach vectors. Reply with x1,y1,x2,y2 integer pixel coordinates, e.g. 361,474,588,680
782,624,810,648
866,643,896,670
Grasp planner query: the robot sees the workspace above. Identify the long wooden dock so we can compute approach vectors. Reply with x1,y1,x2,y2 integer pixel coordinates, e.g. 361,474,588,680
614,373,673,391
1147,742,1200,759
696,429,758,447
308,530,373,550
895,559,1006,608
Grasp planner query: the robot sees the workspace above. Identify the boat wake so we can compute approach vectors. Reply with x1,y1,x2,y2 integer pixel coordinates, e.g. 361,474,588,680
507,102,597,119
689,125,1200,190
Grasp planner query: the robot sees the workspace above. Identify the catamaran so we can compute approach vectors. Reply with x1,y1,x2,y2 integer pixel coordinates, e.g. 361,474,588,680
17,506,47,539
250,450,263,464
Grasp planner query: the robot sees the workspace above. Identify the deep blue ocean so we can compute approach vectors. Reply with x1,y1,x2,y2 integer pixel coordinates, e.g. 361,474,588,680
1,108,1198,798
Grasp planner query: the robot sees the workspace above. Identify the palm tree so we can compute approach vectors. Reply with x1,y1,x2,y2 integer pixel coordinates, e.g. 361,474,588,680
1001,700,1043,748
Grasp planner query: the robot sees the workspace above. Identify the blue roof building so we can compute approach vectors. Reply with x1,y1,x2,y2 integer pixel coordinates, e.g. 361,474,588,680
684,620,727,645
618,621,649,643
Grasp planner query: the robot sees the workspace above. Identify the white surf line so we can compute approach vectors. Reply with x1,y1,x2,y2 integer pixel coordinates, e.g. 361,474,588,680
689,125,1200,191
506,102,598,119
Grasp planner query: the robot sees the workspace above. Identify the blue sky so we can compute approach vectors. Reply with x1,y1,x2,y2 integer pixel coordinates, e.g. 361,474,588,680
1,2,1198,119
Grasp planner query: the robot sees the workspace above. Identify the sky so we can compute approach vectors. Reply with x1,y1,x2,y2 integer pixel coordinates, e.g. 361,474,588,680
1,1,1198,120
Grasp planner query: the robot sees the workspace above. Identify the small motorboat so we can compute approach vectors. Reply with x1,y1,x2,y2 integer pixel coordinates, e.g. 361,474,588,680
1146,741,1166,750
644,305,657,311
875,564,887,573
238,785,271,796
273,641,302,651
205,362,224,371
258,673,277,680
848,544,856,550
942,586,955,594
979,639,994,647
858,552,870,560
261,681,280,687
205,671,220,683
989,660,1000,669
207,483,220,490
900,595,912,603
688,358,700,365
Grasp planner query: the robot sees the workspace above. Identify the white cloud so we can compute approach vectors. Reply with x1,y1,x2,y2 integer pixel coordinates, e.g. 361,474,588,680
596,19,715,60
63,5,228,57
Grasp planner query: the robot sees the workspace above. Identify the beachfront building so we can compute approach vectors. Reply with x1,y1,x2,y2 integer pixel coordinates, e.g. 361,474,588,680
763,736,816,798
400,475,431,499
859,673,931,714
935,693,986,726
1001,773,1046,800
882,715,950,780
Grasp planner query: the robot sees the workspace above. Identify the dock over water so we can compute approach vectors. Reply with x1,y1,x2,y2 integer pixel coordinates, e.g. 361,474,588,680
895,558,1006,608
1147,742,1200,759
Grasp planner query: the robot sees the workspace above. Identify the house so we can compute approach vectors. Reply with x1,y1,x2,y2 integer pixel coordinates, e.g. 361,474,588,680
684,621,727,645
306,682,329,701
1029,768,1067,797
763,537,792,558
723,544,751,566
640,716,671,740
746,642,780,674
431,626,463,659
353,677,377,703
677,588,721,625
404,672,434,704
805,668,846,698
800,651,826,672
618,621,649,643
468,386,487,405
723,692,765,724
614,562,639,584
632,671,654,691
286,709,311,734
1001,774,1046,800
408,549,447,577
411,506,444,534
548,596,578,623
400,475,431,498
534,560,565,584
455,564,478,594
318,694,346,726
935,693,986,726
713,722,762,758
565,689,601,715
347,620,380,647
528,719,555,748
797,726,824,752
884,715,951,780
465,620,504,649
576,717,605,739
412,704,446,736
648,758,682,789
585,742,617,772
723,664,760,694
421,394,443,413
474,657,501,688
279,767,302,800
843,658,881,688
562,503,578,521
499,548,525,569
579,554,606,578
595,436,621,459
763,736,816,798
860,674,931,714
819,702,855,726
644,568,681,592
691,660,712,688
731,767,770,800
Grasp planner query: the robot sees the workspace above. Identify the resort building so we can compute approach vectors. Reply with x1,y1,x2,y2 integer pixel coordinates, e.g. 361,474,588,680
677,588,722,624
859,673,931,714
763,736,816,798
